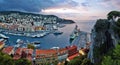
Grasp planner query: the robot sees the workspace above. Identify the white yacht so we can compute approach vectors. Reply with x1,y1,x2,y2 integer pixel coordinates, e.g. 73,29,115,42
0,34,9,39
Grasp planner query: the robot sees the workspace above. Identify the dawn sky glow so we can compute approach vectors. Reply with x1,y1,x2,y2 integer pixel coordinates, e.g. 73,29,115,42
0,0,120,21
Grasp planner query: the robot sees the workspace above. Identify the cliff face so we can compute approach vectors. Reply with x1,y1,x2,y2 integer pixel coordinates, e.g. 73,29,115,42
88,19,119,64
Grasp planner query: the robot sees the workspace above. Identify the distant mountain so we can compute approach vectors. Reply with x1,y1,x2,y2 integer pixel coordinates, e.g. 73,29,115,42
0,11,75,24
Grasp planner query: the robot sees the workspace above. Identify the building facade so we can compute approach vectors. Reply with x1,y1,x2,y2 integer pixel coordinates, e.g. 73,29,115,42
35,49,58,65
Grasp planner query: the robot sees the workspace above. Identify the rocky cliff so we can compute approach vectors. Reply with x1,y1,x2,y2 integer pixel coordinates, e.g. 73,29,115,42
88,18,120,65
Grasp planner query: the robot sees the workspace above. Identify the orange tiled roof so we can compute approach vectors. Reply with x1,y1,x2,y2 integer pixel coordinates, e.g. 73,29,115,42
67,53,79,61
36,49,57,55
13,48,33,60
58,48,67,54
13,48,22,60
22,48,33,56
14,48,22,55
2,46,14,54
36,49,57,58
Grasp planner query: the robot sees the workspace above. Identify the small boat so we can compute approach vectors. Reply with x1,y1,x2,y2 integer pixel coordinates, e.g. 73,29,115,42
53,30,63,35
33,41,40,44
34,44,40,47
15,44,21,48
53,25,58,30
58,24,65,28
32,41,40,48
0,38,6,42
51,47,60,49
30,32,47,38
16,39,24,44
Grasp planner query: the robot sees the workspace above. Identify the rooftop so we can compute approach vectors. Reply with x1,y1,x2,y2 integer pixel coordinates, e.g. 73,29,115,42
2,46,14,54
14,48,22,55
13,48,33,61
58,48,68,54
22,48,33,55
67,53,79,61
36,49,57,55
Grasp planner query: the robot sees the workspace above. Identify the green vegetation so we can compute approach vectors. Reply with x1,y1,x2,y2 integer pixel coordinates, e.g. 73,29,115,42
47,61,58,65
102,44,120,65
93,19,111,65
114,18,120,37
0,52,32,65
66,56,93,65
92,11,120,65
0,52,14,65
94,19,109,32
102,56,113,65
107,11,120,20
27,44,35,49
15,58,32,65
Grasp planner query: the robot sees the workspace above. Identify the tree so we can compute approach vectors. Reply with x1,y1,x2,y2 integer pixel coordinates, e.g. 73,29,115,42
113,44,120,60
102,44,120,65
15,58,32,65
107,11,120,20
0,52,32,65
81,58,93,65
67,58,82,65
102,56,113,65
113,18,120,37
27,44,35,49
0,52,15,65
94,19,109,32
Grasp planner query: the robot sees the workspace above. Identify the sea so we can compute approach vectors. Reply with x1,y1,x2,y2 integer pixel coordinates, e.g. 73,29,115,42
4,20,96,49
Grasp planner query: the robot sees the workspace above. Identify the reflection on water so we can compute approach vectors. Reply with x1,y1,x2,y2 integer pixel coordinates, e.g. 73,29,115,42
5,20,96,49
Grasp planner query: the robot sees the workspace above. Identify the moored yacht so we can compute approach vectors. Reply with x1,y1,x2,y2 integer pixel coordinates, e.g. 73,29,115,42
70,25,80,41
32,41,40,48
33,41,40,48
0,33,9,39
53,30,63,35
16,39,24,44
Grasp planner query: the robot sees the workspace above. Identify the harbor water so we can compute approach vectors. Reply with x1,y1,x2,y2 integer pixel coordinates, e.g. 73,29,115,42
3,20,96,49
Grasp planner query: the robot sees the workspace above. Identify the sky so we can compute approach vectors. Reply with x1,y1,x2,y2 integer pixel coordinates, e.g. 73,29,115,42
0,0,120,21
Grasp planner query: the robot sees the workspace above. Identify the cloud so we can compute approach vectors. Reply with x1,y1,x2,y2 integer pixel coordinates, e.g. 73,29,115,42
0,0,78,12
81,2,89,7
100,0,120,9
0,0,119,21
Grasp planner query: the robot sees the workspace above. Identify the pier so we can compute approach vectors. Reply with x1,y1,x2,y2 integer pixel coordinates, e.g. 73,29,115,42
71,31,89,50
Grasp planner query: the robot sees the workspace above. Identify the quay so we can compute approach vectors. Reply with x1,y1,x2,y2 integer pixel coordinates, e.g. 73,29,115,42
71,31,90,50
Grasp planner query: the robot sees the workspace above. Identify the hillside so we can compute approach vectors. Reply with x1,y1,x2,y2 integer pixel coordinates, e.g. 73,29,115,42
0,11,75,24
